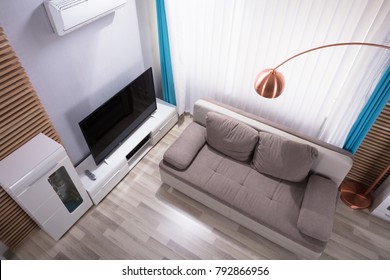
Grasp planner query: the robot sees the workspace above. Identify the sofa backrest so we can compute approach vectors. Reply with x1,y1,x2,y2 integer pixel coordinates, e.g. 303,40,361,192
193,98,353,187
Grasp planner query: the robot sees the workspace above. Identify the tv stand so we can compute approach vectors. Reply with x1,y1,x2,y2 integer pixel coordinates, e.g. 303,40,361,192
76,98,178,204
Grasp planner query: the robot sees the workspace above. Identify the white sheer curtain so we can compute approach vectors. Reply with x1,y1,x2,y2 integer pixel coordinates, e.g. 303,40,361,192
164,0,390,147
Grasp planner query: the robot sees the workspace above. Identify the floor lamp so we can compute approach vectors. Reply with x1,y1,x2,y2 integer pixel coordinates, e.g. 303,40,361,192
253,42,390,209
340,163,390,209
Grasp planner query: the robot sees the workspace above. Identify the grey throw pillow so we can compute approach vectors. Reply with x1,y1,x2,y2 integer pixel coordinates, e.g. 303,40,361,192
298,174,338,241
163,122,206,170
251,132,318,182
206,112,258,162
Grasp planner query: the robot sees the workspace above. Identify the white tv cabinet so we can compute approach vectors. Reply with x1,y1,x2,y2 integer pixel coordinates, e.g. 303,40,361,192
76,98,178,205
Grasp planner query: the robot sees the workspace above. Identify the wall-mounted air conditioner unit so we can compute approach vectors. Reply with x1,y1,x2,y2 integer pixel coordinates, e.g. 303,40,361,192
44,0,127,36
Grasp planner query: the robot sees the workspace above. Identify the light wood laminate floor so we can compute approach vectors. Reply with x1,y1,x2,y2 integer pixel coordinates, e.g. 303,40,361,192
5,115,390,260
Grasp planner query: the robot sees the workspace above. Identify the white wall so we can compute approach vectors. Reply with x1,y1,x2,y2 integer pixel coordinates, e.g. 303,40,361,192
0,0,155,164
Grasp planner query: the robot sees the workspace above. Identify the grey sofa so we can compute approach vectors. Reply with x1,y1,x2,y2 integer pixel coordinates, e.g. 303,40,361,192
159,99,353,258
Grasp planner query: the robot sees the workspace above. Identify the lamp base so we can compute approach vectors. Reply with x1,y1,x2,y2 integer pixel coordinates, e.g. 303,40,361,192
339,180,372,210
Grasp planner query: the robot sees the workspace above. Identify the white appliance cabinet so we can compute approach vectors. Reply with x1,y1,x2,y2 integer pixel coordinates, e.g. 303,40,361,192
371,175,390,222
0,134,92,240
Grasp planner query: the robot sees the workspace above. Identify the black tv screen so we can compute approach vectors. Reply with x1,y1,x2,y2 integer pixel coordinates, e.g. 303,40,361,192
79,67,157,165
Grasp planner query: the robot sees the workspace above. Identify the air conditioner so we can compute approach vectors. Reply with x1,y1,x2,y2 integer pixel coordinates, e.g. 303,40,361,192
44,0,127,36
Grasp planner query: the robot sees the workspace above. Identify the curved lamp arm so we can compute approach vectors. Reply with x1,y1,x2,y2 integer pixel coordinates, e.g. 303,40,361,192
254,42,390,98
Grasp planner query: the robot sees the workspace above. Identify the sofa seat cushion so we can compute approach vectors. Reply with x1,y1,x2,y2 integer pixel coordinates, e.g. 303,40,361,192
160,144,326,253
206,112,258,162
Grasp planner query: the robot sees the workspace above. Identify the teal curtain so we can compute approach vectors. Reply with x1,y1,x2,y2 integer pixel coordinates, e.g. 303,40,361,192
156,0,176,105
343,65,390,153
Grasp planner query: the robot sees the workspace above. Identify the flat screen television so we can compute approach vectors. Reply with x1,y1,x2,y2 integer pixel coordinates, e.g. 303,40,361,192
79,67,157,165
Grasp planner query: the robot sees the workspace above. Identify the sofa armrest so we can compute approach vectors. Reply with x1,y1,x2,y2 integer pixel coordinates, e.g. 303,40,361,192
163,122,206,170
297,174,338,242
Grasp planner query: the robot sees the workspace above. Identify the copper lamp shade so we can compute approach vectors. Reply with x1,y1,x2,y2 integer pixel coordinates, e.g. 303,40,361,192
254,42,390,99
254,68,285,98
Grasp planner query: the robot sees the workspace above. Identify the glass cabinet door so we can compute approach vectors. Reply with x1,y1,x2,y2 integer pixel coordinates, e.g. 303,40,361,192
48,166,83,213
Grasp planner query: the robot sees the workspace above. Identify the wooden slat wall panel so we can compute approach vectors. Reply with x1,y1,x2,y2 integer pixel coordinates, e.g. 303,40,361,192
0,189,37,248
346,101,390,190
0,27,61,249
